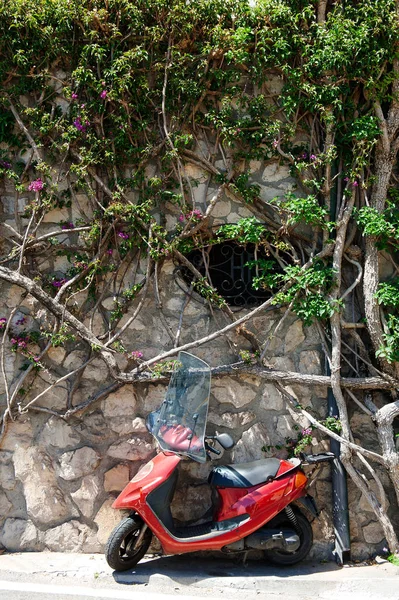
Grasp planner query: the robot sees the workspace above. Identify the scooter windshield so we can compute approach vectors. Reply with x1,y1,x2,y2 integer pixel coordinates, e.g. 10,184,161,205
146,352,211,463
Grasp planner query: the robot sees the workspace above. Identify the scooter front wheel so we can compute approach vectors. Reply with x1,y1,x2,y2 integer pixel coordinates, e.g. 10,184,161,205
264,510,313,566
105,515,153,571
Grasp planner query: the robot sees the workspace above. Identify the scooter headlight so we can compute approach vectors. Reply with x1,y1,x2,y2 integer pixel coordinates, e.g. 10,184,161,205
130,460,154,483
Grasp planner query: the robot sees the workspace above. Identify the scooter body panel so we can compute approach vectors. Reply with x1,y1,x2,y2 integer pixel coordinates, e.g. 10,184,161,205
112,450,308,555
112,452,181,510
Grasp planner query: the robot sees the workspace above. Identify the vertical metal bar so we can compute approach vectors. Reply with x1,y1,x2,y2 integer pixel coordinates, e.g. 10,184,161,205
327,384,351,564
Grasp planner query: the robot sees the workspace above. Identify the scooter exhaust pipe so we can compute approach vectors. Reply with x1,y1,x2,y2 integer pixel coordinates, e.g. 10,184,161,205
223,529,300,553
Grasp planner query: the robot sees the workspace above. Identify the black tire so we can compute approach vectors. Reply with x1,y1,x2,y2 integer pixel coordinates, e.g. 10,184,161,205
264,509,313,566
105,516,152,571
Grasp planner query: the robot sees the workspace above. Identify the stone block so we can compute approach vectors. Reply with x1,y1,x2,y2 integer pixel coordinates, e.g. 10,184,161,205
142,385,167,413
58,447,101,481
212,376,257,408
208,410,256,429
363,521,385,544
1,418,33,451
275,414,295,440
260,384,284,412
39,416,80,449
262,162,291,183
284,320,305,353
13,446,78,526
102,386,137,418
232,423,269,463
71,475,101,518
298,350,322,375
0,518,39,551
0,492,12,517
0,461,15,490
104,464,130,492
94,498,125,546
107,438,154,462
44,520,101,553
211,200,231,219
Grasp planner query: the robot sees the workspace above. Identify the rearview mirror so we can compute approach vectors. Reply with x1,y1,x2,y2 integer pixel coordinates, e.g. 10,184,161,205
215,433,234,450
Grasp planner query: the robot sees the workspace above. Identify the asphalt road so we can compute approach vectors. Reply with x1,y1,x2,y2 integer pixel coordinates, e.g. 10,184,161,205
0,552,398,600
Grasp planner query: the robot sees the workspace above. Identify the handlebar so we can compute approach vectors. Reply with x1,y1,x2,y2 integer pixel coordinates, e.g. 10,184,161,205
301,452,336,464
205,441,221,456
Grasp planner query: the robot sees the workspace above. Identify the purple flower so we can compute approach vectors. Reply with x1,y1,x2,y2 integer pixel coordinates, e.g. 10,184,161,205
310,154,317,161
301,152,308,159
302,428,312,436
28,178,44,192
71,93,78,100
0,161,11,168
118,231,129,240
352,181,359,187
0,317,7,329
18,340,27,348
15,317,27,326
100,90,107,99
52,278,67,288
73,117,86,132
344,177,349,182
107,249,113,255
10,338,17,345
33,356,40,362
61,222,75,230
131,350,144,360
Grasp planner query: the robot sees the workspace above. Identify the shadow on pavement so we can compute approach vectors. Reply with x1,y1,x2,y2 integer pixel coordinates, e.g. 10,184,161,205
112,552,341,586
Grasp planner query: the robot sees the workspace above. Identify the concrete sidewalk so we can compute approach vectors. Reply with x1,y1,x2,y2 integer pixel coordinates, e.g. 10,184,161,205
0,552,398,600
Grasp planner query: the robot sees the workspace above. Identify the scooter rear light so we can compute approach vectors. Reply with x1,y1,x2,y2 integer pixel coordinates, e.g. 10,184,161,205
130,460,154,483
295,470,307,489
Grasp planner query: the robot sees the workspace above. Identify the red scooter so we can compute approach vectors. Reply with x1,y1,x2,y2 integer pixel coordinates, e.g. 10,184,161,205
106,352,334,571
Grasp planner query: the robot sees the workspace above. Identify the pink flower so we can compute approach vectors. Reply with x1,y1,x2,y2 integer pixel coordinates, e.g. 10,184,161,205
185,209,202,221
101,81,106,86
302,428,312,436
178,214,185,222
272,139,279,148
131,350,144,360
310,154,317,161
352,181,359,187
100,90,107,99
71,93,78,100
118,231,129,239
10,338,17,345
107,249,113,255
28,178,44,192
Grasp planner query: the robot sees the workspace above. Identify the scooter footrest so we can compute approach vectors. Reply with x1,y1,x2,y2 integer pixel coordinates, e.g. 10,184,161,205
175,522,213,538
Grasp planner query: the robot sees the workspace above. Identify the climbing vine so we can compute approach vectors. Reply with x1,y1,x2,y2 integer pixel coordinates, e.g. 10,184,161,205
1,0,399,555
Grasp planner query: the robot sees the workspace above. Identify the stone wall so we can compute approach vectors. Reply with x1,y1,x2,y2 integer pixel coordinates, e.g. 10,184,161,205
0,155,390,560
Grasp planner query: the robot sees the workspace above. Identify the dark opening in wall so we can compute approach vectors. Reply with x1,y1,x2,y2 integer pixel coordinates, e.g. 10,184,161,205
182,241,281,309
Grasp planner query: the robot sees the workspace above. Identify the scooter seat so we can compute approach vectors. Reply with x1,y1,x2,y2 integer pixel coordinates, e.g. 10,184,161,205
209,458,281,488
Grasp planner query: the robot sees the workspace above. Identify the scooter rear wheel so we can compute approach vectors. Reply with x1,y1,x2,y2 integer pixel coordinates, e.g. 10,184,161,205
264,510,313,566
105,515,153,571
